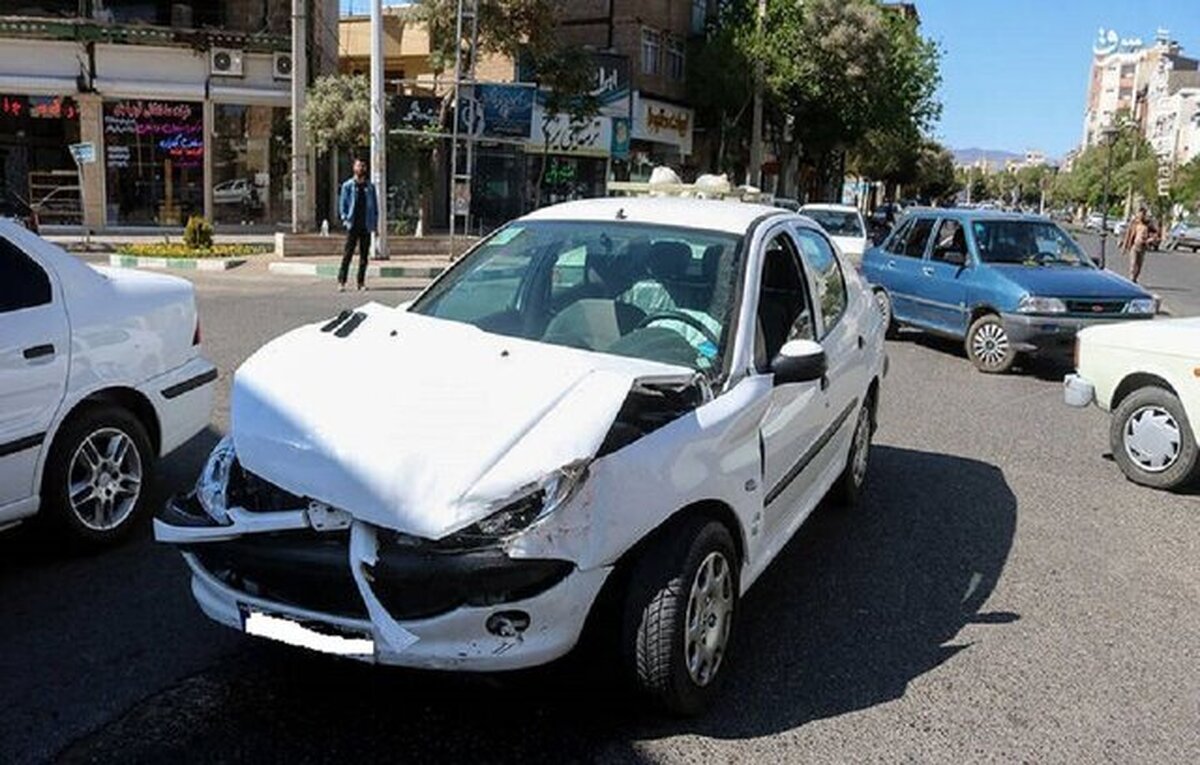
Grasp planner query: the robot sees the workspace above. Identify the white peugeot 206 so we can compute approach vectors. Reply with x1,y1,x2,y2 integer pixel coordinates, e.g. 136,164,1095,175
156,197,887,714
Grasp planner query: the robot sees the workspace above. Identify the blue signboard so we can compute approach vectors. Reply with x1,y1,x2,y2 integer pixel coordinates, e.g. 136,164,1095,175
458,84,534,139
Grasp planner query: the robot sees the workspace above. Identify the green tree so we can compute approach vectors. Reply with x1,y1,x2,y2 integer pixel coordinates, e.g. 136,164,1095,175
911,141,959,203
1171,156,1200,210
302,74,372,156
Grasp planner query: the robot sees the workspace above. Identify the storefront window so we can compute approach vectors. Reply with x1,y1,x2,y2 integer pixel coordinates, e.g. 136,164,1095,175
211,104,291,228
104,99,204,226
525,154,607,210
0,94,81,224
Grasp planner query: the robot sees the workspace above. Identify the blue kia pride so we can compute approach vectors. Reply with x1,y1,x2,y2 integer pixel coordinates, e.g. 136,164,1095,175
863,209,1156,373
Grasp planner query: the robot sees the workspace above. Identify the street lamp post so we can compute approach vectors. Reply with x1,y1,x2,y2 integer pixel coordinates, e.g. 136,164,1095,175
1099,125,1119,270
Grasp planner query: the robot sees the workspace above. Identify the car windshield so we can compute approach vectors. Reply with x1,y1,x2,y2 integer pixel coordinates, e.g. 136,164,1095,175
411,220,744,374
971,220,1094,267
803,209,864,237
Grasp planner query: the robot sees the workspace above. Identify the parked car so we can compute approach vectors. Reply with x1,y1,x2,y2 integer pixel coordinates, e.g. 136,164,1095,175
863,210,1156,373
1064,318,1200,490
800,203,869,266
1084,212,1107,231
0,220,216,545
32,185,83,225
1163,222,1200,252
154,197,887,714
213,178,254,205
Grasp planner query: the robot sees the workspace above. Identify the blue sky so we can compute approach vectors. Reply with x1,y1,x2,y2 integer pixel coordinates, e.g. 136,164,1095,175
340,1,1200,159
919,0,1200,158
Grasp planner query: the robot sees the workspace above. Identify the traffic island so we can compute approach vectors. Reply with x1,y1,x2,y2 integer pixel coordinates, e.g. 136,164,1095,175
108,253,249,271
267,260,446,280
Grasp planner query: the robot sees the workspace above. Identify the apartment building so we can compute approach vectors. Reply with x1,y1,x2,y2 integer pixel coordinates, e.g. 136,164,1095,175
0,0,338,231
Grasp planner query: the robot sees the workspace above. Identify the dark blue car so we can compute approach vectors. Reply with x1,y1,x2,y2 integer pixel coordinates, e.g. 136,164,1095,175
863,210,1156,373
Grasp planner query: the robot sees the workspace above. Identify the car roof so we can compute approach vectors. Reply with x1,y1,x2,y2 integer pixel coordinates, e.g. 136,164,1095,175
800,203,859,213
902,207,1052,223
520,197,789,235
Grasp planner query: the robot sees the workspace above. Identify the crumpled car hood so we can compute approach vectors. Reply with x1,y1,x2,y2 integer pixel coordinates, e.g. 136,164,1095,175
231,304,692,539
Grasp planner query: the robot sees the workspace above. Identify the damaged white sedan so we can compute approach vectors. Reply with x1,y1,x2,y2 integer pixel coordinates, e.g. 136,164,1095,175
155,197,887,714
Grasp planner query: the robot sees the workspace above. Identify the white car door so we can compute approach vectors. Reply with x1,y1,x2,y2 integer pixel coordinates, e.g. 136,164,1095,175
793,224,867,464
755,226,837,544
0,234,70,509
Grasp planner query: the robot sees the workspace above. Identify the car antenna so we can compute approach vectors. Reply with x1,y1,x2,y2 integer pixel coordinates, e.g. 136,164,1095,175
615,207,627,220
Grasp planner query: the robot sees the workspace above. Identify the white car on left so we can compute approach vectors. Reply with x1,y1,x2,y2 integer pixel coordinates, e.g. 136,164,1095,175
0,219,215,546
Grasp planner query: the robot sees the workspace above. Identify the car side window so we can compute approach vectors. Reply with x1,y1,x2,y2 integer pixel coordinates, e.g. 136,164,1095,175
794,227,848,334
884,219,912,253
930,219,967,263
0,236,52,314
900,217,935,259
754,231,816,369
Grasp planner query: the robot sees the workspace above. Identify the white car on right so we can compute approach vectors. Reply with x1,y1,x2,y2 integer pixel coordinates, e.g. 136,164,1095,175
799,204,868,266
1064,318,1200,490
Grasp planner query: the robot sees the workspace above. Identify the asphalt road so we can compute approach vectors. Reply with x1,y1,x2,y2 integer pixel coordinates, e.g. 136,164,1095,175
2,257,1198,764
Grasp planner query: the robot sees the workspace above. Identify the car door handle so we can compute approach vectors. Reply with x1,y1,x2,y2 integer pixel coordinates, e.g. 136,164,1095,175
23,344,55,360
885,260,897,270
922,266,934,276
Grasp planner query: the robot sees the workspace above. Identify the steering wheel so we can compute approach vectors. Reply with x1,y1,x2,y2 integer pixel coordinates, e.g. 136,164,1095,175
635,310,721,347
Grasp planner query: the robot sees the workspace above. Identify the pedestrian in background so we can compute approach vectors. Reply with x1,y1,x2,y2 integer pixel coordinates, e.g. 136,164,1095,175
1121,206,1157,284
338,158,378,292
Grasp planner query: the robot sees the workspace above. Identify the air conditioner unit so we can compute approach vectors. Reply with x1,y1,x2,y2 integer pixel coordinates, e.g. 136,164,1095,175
273,52,294,80
210,48,245,77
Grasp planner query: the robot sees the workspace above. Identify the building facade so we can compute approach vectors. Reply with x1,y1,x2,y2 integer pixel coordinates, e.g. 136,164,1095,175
0,0,337,231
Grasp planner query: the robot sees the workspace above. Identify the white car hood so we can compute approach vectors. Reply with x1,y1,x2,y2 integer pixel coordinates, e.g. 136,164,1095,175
231,304,693,539
830,234,867,257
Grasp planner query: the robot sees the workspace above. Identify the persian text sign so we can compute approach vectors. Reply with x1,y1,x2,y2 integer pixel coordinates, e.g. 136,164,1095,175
524,107,611,157
632,94,693,155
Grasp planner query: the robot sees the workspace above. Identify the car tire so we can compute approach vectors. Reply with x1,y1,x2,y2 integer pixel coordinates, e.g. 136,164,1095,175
873,289,900,339
966,314,1016,374
832,395,875,507
1109,386,1200,491
39,404,155,548
621,517,739,716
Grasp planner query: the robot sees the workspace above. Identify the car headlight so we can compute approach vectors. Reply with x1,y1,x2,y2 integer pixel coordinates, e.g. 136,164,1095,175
1016,295,1067,314
195,436,236,524
438,464,588,548
1125,298,1156,315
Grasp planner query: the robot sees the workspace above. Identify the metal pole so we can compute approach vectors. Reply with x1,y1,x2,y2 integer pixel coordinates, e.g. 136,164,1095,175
1100,136,1115,270
464,0,479,236
370,0,388,259
449,0,465,255
290,0,308,233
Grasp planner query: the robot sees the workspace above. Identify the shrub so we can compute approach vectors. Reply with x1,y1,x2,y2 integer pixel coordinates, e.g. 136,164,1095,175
183,215,214,250
118,243,270,259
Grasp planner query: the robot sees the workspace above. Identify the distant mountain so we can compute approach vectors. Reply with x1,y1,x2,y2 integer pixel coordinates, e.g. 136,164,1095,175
952,148,1025,169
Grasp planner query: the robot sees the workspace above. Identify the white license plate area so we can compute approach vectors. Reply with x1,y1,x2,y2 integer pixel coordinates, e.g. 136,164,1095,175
242,609,374,657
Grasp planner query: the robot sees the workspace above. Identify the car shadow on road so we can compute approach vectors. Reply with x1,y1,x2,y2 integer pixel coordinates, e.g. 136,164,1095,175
57,445,1018,763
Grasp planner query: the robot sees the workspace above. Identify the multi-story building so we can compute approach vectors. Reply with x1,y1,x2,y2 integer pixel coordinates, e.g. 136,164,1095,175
0,0,338,232
1081,28,1198,149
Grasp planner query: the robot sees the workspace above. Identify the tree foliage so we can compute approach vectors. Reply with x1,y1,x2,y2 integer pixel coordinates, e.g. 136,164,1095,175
1051,121,1157,212
303,74,372,156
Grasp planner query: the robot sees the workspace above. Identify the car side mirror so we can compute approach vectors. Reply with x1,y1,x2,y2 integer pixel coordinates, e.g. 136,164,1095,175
770,339,827,386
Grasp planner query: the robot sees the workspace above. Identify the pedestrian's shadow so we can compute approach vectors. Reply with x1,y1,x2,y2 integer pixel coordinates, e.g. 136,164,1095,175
57,445,1018,763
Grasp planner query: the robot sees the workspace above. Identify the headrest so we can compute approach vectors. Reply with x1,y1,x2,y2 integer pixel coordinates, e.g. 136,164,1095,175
648,240,692,280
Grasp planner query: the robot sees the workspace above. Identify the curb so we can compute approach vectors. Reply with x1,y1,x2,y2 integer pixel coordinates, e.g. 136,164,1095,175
267,261,446,279
109,254,247,271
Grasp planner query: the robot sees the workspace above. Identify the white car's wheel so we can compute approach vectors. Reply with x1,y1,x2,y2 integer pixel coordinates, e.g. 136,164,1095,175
40,405,154,547
873,289,899,339
833,396,875,507
622,517,738,716
1110,387,1200,490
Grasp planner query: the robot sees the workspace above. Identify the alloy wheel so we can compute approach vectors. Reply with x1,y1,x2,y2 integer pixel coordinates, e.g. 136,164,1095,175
1123,405,1182,473
851,407,871,487
971,322,1010,367
684,551,734,687
67,427,143,531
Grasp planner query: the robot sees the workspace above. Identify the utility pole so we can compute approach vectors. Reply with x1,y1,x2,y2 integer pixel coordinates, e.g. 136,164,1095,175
748,0,766,189
370,0,388,258
290,0,308,233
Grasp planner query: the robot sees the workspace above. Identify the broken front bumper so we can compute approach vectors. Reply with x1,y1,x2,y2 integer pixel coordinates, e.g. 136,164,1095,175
156,493,611,671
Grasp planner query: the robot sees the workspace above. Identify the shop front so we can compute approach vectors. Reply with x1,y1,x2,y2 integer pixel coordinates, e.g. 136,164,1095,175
103,99,205,226
0,94,81,223
210,102,292,228
629,93,694,181
523,107,611,210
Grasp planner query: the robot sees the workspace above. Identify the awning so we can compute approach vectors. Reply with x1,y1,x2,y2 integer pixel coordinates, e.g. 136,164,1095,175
93,78,205,101
209,84,291,107
0,75,78,97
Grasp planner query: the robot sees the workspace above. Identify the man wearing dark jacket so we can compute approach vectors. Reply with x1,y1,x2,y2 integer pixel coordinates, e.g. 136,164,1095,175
338,158,378,291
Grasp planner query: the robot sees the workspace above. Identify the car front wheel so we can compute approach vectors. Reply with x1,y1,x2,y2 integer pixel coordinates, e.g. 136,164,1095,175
40,405,154,547
622,517,739,716
1110,386,1200,490
966,314,1016,373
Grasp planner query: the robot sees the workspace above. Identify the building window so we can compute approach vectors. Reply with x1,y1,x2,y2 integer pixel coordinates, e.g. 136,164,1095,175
0,94,81,225
211,104,292,228
103,99,205,226
642,29,661,75
666,37,685,81
691,0,707,34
